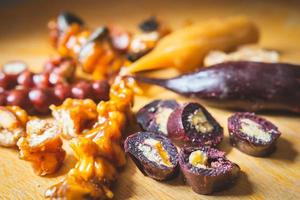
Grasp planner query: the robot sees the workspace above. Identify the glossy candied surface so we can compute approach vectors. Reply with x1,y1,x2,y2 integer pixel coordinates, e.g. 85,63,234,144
0,1,300,199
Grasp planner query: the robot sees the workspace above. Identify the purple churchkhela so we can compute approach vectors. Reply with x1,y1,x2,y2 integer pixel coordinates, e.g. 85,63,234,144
228,112,281,156
179,147,240,195
136,99,180,136
167,102,223,147
133,61,300,113
124,131,179,181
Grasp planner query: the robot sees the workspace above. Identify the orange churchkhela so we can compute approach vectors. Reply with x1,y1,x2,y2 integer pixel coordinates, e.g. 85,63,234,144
45,76,140,199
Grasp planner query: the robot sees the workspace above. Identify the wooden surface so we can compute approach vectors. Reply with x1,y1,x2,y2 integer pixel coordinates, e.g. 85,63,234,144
0,0,300,199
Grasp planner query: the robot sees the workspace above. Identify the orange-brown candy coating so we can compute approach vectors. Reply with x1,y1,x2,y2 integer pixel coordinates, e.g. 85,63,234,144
17,118,66,176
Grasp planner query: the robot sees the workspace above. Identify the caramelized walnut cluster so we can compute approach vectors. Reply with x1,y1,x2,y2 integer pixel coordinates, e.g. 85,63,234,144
0,106,28,147
51,98,98,139
45,77,137,199
45,138,117,199
17,118,66,176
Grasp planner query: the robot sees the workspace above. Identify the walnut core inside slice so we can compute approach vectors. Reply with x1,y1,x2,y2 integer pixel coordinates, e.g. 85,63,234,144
138,138,173,167
189,150,208,168
188,109,213,133
0,106,27,147
155,107,174,135
240,118,271,142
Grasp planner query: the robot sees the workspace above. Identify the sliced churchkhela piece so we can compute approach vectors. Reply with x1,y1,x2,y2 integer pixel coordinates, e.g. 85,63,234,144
167,103,223,147
126,16,258,73
179,147,240,194
124,131,179,181
228,112,281,156
136,99,179,135
133,61,300,113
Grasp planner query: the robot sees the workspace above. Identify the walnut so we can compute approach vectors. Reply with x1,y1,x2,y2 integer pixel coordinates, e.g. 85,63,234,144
51,98,98,139
45,77,137,199
45,137,117,199
17,118,65,176
0,106,28,147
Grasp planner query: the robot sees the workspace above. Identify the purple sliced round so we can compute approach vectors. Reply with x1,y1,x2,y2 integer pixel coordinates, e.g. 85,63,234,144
136,99,179,136
167,102,223,147
124,131,179,181
179,147,240,195
228,112,281,157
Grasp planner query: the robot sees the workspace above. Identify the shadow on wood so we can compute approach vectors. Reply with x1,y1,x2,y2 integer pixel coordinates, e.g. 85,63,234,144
270,137,298,162
219,136,233,155
216,171,253,196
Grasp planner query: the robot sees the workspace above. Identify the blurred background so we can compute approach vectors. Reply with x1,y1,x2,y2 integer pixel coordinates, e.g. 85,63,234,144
0,0,300,67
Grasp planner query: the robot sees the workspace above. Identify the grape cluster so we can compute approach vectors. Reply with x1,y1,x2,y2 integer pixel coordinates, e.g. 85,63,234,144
0,57,110,115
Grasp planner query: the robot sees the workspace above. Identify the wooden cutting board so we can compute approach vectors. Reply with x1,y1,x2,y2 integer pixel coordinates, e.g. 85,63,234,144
0,0,300,199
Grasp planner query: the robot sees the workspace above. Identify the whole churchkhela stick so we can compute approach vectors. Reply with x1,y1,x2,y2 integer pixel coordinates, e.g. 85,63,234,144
132,61,300,113
126,16,259,73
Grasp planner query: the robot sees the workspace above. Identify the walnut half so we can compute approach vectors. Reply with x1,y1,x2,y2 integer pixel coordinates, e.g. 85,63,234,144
17,118,66,176
0,106,28,147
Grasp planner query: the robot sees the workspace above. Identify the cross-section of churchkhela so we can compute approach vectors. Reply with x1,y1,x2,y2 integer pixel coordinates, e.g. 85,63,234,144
45,76,139,199
228,112,281,156
124,131,179,181
48,12,169,80
179,147,240,194
167,102,223,147
0,106,28,147
136,99,180,136
17,118,66,176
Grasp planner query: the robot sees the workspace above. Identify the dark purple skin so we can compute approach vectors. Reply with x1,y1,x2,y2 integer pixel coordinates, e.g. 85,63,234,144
136,99,179,135
133,61,300,113
124,131,179,181
57,11,84,32
228,112,281,157
167,103,223,147
179,147,240,195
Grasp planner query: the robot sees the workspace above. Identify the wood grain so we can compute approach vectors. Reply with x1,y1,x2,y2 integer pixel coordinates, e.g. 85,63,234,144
0,0,300,199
